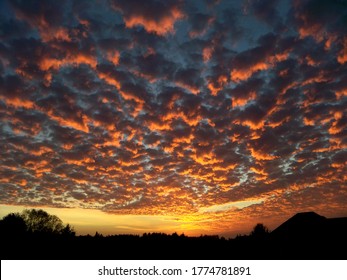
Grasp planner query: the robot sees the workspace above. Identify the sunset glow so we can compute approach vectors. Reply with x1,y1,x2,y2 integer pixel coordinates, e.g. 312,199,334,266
0,0,346,237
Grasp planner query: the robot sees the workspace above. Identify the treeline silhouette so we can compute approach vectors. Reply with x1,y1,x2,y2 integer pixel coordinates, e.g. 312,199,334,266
1,210,346,259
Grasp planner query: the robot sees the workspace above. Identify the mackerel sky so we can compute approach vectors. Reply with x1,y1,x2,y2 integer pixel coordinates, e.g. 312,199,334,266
0,0,346,235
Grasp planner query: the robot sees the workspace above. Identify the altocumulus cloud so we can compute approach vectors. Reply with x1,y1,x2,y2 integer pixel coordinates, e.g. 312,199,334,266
0,0,346,232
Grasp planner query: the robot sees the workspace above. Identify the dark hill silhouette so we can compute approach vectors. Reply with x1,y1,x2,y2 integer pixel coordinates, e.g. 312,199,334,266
269,212,347,259
1,210,346,260
271,211,347,239
325,217,347,237
271,211,327,239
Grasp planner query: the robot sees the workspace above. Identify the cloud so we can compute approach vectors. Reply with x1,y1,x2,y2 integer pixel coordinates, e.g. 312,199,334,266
200,198,265,213
110,0,184,36
245,0,282,27
188,12,213,38
0,0,346,233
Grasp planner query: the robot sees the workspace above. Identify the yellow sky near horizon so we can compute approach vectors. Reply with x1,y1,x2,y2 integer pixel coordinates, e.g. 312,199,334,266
0,203,267,237
0,204,186,236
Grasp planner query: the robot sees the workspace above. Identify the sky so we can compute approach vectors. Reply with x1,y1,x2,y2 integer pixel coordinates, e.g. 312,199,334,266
0,0,346,237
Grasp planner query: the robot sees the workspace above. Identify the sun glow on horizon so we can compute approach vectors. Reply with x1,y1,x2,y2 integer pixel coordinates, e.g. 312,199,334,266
0,203,275,238
0,204,187,236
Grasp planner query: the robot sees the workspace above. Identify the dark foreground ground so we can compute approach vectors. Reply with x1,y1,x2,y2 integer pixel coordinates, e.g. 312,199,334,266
1,212,347,260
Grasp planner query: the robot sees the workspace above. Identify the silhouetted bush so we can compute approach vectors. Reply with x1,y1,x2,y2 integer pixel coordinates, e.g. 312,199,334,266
0,209,75,237
250,223,270,240
0,213,27,237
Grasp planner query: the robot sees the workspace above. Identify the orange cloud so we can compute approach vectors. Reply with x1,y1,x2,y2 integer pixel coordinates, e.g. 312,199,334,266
131,70,158,84
2,95,93,134
161,111,201,127
296,11,326,43
13,11,72,43
249,147,278,161
178,169,214,184
266,116,290,128
335,89,347,100
328,111,344,135
297,16,339,53
324,34,337,50
106,50,120,65
40,27,72,43
40,54,97,72
65,157,95,167
230,62,268,83
250,166,268,181
203,46,213,62
39,53,97,85
304,55,319,66
298,24,324,42
97,73,145,115
301,71,330,87
207,75,228,96
338,37,347,64
97,72,145,115
23,159,52,178
45,110,90,133
232,91,256,107
119,90,145,106
1,97,35,110
31,146,53,157
152,186,193,200
191,150,222,166
123,8,184,36
303,117,315,126
147,120,172,132
231,52,289,83
233,119,264,130
97,72,121,90
175,81,200,95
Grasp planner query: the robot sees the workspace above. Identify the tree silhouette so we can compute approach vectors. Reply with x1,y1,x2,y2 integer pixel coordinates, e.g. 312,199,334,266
94,231,103,238
60,223,76,237
22,209,65,235
250,223,269,239
0,209,75,237
0,213,27,237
